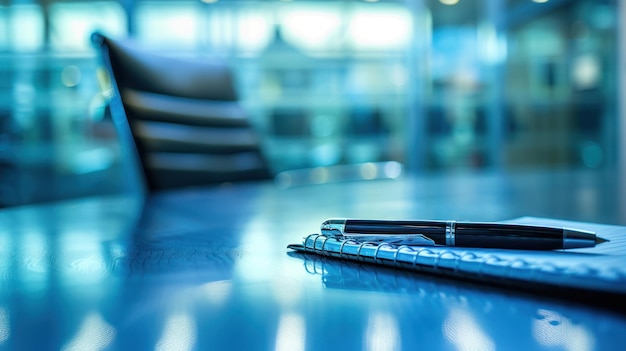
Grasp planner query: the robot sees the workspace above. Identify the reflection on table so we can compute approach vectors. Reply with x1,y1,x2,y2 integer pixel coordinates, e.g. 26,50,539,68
291,251,617,351
0,169,625,350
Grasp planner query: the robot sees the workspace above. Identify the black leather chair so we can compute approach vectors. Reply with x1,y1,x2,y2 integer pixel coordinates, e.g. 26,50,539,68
91,32,272,191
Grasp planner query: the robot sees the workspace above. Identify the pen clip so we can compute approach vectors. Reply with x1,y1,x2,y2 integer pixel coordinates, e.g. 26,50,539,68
337,234,435,247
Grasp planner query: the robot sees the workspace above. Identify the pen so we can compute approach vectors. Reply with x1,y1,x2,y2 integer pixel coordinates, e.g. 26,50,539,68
320,218,609,250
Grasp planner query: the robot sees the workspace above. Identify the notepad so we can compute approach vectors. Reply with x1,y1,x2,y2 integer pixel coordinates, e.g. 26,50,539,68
287,217,626,297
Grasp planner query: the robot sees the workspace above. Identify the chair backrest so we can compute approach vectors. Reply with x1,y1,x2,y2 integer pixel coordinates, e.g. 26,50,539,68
91,32,272,191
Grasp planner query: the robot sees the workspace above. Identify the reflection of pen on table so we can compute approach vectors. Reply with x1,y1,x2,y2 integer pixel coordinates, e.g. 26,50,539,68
321,218,609,250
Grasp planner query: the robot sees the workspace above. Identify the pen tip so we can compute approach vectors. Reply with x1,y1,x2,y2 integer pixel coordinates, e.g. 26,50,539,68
596,236,609,244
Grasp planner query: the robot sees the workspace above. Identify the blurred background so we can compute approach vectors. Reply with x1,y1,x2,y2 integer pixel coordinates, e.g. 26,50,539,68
0,0,622,207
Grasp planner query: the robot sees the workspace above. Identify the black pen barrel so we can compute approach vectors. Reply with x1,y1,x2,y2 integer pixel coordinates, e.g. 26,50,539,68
343,220,566,249
455,223,562,250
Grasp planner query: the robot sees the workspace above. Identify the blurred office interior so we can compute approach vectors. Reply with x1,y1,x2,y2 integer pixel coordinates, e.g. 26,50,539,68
0,0,622,207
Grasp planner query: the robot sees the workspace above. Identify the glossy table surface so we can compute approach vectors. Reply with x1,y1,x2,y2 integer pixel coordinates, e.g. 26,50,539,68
1,169,626,350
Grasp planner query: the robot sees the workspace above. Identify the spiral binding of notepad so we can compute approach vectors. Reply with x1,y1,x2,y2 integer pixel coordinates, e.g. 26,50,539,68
299,233,626,296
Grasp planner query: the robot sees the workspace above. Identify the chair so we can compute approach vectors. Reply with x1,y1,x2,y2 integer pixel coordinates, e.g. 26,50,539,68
91,32,272,191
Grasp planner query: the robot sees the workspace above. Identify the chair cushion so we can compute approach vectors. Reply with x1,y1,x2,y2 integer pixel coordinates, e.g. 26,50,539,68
145,152,270,188
104,36,237,101
123,89,250,128
147,152,267,173
132,120,262,153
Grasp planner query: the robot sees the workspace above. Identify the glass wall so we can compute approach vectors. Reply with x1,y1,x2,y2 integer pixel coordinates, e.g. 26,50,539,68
0,0,621,207
502,0,618,170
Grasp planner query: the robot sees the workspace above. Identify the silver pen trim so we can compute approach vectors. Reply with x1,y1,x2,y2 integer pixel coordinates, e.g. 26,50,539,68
445,220,456,246
320,219,346,236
